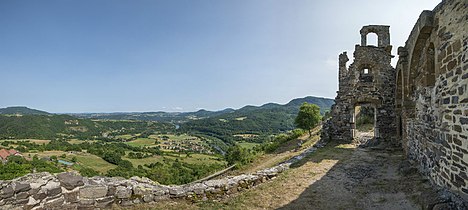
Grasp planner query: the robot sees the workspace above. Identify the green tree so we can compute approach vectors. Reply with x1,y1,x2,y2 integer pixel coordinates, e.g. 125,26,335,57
295,102,321,136
225,145,252,166
79,167,100,177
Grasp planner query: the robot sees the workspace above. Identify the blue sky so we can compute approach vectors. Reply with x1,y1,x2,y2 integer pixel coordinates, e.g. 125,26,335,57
0,0,440,113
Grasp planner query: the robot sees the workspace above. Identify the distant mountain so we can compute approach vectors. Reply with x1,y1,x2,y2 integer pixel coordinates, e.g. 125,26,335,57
0,96,333,144
0,114,173,140
179,96,334,144
71,108,235,122
0,106,50,115
71,96,333,124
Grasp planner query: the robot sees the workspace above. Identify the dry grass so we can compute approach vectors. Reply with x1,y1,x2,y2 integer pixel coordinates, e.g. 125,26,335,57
127,141,354,210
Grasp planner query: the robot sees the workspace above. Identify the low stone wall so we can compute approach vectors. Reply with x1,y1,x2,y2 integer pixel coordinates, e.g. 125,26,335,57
0,163,290,210
0,143,324,210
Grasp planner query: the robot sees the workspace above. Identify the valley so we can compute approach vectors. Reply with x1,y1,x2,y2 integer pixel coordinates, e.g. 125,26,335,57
0,96,333,186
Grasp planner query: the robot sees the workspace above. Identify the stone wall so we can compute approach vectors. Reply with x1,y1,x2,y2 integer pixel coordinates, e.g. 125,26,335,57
0,164,289,210
396,0,468,200
324,25,397,144
325,0,467,202
0,143,321,209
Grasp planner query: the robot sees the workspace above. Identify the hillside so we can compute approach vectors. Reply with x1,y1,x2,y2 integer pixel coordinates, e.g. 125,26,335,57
180,96,334,144
0,96,333,144
0,114,174,140
70,108,235,122
70,96,333,123
0,106,50,115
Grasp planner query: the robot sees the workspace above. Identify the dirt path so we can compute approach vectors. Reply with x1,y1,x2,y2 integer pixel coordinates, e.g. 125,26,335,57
279,146,434,210
131,139,441,210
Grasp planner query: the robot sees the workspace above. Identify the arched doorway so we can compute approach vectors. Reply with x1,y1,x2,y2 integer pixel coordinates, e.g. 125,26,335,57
352,102,377,145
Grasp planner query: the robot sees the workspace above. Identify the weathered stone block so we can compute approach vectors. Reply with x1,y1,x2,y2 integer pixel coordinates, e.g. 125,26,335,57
78,198,94,207
143,194,153,203
14,183,31,193
42,181,61,196
115,186,132,199
63,188,79,203
79,185,107,199
57,172,84,190
44,195,64,209
15,191,29,200
168,186,186,197
107,185,116,196
95,196,115,208
0,186,14,199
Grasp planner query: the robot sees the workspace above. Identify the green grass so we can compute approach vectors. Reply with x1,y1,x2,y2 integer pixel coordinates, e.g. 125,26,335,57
0,139,51,145
124,138,157,147
123,156,163,167
170,153,225,165
71,153,117,173
25,150,116,173
237,141,260,150
123,152,225,167
67,139,97,144
115,134,134,140
158,134,200,141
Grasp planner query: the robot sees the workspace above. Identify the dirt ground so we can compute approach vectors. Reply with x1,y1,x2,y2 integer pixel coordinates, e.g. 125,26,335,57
129,136,448,210
278,145,436,210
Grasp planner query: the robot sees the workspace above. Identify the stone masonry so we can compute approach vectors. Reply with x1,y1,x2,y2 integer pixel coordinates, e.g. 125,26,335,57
395,0,468,201
324,25,397,144
0,165,290,210
0,142,322,209
325,0,468,203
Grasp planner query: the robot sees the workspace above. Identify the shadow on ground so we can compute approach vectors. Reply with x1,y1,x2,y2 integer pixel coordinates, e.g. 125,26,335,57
278,141,441,210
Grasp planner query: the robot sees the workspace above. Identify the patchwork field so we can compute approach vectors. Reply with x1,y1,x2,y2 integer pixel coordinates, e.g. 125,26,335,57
67,139,98,144
123,152,225,167
124,138,157,147
0,139,51,145
24,150,116,173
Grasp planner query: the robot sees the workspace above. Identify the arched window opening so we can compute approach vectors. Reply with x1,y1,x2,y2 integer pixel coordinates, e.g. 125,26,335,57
366,33,378,47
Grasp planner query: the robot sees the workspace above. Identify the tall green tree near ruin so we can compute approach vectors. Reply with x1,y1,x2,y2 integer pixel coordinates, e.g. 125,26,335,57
295,103,321,136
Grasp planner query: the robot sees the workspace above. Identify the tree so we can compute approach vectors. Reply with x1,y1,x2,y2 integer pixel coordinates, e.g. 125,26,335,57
295,102,321,136
225,145,252,166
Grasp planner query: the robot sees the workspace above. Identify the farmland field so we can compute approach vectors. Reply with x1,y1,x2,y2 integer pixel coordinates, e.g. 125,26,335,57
0,139,51,145
238,141,260,150
123,152,225,167
67,139,97,144
24,150,116,173
124,138,156,147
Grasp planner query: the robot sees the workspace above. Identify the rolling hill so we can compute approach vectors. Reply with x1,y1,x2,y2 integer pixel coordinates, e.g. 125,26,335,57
0,96,333,143
179,96,334,144
0,106,50,115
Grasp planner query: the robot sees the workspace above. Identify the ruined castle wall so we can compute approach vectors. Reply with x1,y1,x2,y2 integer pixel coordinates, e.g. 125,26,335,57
325,25,397,144
397,0,467,199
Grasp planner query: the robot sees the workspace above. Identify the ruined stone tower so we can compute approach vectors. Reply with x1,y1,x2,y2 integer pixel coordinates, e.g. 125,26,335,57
326,25,397,143
325,0,467,201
